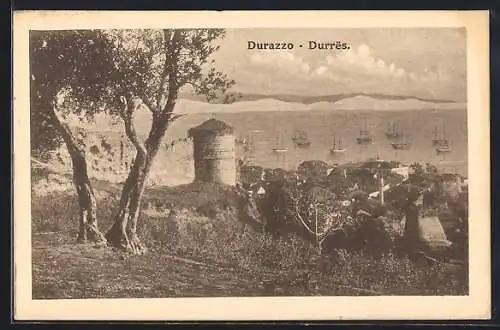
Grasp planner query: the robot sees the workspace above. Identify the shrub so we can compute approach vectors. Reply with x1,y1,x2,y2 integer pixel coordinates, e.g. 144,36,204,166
31,176,468,296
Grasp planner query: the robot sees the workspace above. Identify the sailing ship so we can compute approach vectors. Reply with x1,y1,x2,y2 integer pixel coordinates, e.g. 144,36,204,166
330,136,347,154
243,135,252,152
272,131,288,153
356,120,373,144
432,124,448,147
390,133,412,150
432,124,451,153
292,129,311,148
435,139,451,154
436,144,451,154
244,131,260,152
386,121,403,140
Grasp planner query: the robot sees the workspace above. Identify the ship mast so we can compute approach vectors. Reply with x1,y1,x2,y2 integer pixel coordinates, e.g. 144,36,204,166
360,119,368,137
433,126,439,139
276,131,284,149
390,121,397,135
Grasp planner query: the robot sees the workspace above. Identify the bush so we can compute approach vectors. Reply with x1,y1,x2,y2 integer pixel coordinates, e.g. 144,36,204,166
32,193,79,234
31,176,468,296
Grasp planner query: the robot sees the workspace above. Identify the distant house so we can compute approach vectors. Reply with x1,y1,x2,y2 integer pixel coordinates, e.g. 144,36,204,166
368,184,392,200
390,166,413,181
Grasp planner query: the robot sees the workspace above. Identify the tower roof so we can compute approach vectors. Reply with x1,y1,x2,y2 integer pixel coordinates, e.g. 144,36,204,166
188,118,234,137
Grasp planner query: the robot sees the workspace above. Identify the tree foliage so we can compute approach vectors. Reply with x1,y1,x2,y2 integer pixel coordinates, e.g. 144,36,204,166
30,30,118,244
102,29,235,254
30,30,116,155
99,29,234,114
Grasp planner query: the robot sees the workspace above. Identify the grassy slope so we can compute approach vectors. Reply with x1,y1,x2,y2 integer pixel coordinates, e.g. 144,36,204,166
33,232,266,298
31,178,468,299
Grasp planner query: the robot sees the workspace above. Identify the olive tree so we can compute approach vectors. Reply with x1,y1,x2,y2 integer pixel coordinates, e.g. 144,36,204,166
30,30,115,243
102,29,234,254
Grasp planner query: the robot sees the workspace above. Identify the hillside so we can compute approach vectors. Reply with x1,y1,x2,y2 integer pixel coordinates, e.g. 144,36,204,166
163,97,464,114
64,95,465,131
326,95,466,111
31,161,468,299
179,91,459,104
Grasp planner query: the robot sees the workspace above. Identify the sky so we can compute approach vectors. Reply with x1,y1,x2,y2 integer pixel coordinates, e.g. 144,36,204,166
202,28,467,102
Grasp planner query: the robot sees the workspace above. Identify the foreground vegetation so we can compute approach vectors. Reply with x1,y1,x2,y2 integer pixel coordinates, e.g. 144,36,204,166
32,176,468,299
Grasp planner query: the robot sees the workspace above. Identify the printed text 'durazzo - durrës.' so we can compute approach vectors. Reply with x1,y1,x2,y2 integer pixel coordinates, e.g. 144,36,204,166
247,41,351,50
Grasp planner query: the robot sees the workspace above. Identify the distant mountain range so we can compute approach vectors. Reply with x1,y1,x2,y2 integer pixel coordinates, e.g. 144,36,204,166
171,95,465,114
68,94,465,134
179,91,459,105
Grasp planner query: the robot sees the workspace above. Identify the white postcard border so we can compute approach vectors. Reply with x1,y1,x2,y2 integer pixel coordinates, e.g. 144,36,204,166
13,10,491,320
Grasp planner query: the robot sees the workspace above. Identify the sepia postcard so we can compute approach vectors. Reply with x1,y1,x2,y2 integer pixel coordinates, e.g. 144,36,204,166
13,10,491,321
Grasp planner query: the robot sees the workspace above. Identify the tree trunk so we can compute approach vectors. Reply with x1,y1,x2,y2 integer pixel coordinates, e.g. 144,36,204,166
71,149,107,245
105,140,164,254
105,153,151,254
48,100,106,245
105,97,168,255
106,40,180,254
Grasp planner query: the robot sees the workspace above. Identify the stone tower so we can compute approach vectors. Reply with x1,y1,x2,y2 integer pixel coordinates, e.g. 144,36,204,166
188,118,236,186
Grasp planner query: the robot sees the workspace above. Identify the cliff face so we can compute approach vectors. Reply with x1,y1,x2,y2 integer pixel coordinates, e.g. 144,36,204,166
33,129,195,187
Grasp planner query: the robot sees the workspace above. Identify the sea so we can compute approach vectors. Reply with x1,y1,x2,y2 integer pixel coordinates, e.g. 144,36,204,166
158,108,468,180
76,108,468,186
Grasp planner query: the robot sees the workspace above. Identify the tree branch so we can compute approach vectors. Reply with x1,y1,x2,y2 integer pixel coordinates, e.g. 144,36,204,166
124,65,157,113
120,95,147,157
155,31,172,111
137,90,157,113
49,97,82,154
161,29,182,114
295,197,316,236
